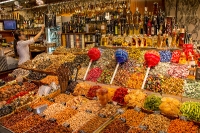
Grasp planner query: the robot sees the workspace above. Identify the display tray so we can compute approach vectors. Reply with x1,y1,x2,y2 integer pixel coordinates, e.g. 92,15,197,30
0,125,13,133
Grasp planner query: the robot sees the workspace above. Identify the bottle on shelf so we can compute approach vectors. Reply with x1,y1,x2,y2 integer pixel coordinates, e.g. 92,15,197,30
133,7,141,35
188,65,196,80
179,52,187,65
143,7,149,34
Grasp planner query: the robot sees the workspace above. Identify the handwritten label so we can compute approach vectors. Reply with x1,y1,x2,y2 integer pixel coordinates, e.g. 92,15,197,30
154,111,161,114
180,116,188,121
27,107,33,112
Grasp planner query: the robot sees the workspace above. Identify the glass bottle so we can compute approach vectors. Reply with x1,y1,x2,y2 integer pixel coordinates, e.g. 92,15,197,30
146,35,153,47
147,12,152,36
143,7,148,34
96,88,108,107
179,52,187,65
133,7,141,35
179,28,185,47
101,21,106,35
188,52,196,67
187,65,196,80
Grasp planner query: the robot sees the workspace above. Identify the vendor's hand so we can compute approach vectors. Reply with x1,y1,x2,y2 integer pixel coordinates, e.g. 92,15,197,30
41,25,45,33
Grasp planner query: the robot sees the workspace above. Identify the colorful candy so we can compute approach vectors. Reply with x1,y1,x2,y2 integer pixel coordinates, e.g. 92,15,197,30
159,50,172,62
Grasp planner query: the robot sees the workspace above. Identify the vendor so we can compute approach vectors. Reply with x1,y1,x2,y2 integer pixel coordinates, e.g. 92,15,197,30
14,25,45,65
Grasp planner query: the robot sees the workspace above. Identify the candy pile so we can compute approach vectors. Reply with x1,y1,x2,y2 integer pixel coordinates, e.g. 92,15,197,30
183,80,200,99
126,72,144,89
86,67,103,82
1,76,15,82
77,67,87,79
168,119,198,133
27,71,47,80
144,75,163,92
159,97,181,116
180,101,200,121
140,114,171,133
119,109,147,127
159,50,172,62
149,62,170,76
144,95,161,111
161,77,184,96
113,69,131,87
54,94,74,103
112,87,128,105
128,48,145,63
107,88,116,102
98,69,113,84
124,90,147,107
168,63,189,78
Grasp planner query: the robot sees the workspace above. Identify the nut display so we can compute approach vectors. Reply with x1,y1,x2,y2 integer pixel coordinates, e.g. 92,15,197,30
43,103,66,119
0,104,13,117
98,104,120,118
119,109,147,127
101,119,130,133
50,107,78,125
126,72,144,89
78,116,109,133
64,111,95,131
49,125,73,133
26,120,58,133
128,127,150,133
78,100,101,114
1,76,15,82
0,109,32,128
73,82,91,96
30,98,53,108
9,114,46,133
27,71,47,80
168,119,198,133
36,59,52,70
140,114,171,133
66,96,89,109
40,75,59,85
113,69,131,87
54,94,74,103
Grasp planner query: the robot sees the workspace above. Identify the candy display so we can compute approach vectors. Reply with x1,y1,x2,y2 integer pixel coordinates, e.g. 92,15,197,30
171,50,181,63
161,77,184,96
144,95,161,111
110,49,128,84
180,101,200,121
78,116,109,133
183,80,200,99
168,63,189,78
86,67,103,82
128,48,145,63
140,114,171,133
107,87,116,102
142,50,160,89
98,69,113,84
159,97,181,116
112,87,128,105
11,68,30,77
119,109,147,127
84,48,101,80
77,67,87,79
124,90,147,108
126,72,144,89
73,82,91,96
101,119,130,133
87,85,102,98
78,100,101,113
167,119,198,133
40,75,59,85
113,69,131,87
149,62,170,76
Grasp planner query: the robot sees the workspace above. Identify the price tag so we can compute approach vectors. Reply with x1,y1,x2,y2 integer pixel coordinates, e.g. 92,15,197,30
48,98,55,102
79,130,86,133
180,116,188,121
134,107,141,112
113,101,118,106
63,123,70,128
65,91,71,95
49,118,56,122
93,97,97,100
119,117,126,123
86,110,92,113
139,125,147,130
117,109,124,114
61,102,66,106
153,111,161,114
27,107,33,112
99,113,106,118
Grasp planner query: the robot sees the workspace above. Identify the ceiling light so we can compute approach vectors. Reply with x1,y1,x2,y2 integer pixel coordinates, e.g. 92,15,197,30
0,0,15,4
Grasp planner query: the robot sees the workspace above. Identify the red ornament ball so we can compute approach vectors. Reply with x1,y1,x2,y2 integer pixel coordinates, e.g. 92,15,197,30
88,48,101,61
144,50,160,67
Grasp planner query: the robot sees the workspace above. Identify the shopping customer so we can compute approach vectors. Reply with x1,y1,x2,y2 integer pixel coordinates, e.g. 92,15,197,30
14,25,45,65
